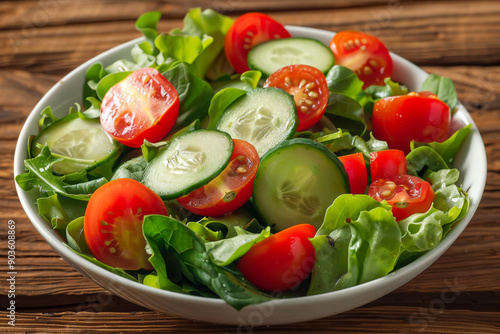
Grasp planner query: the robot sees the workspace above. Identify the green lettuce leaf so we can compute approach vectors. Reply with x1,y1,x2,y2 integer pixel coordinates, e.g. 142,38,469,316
207,87,247,129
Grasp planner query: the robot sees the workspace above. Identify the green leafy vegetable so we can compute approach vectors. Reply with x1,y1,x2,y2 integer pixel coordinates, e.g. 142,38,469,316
422,73,458,111
207,87,247,128
142,215,273,310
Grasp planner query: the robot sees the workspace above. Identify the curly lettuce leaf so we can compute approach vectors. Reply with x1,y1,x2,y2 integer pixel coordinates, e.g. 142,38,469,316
310,196,401,294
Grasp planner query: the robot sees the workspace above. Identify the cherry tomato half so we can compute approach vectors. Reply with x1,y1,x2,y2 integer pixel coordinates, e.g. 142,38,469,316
84,178,168,270
368,175,435,221
237,224,316,292
100,67,180,148
329,31,393,88
177,139,259,217
370,149,407,180
264,64,329,131
225,12,291,74
338,152,368,194
372,91,450,154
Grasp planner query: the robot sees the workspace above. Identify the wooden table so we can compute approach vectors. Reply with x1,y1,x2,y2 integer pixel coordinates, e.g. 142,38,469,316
1,0,499,332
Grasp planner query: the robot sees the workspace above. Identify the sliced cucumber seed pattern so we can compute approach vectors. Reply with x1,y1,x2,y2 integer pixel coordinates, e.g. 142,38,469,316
165,147,207,175
270,46,310,66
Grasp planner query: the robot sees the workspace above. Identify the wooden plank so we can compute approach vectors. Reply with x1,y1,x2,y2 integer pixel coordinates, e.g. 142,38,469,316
1,307,499,333
1,1,500,73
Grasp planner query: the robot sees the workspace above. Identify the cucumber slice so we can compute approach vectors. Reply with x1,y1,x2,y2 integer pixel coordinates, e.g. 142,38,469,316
141,129,233,200
215,87,298,157
32,113,120,174
247,37,335,76
253,138,349,231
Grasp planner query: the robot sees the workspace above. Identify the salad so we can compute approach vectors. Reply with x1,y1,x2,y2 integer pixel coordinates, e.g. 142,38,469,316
16,8,471,310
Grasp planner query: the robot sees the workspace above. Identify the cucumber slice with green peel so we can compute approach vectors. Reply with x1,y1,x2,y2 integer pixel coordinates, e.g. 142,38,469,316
253,138,350,231
141,129,234,200
31,113,120,174
215,87,298,157
247,37,335,76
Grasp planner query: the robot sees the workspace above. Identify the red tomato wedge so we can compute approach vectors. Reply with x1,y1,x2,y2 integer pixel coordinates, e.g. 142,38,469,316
264,64,329,131
84,178,168,270
338,152,368,194
329,31,393,88
224,12,291,74
370,149,407,180
237,224,316,292
177,139,259,217
100,67,180,148
368,175,435,221
372,91,450,154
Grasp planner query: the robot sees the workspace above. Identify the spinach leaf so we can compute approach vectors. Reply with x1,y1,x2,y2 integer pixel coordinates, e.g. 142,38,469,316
142,215,273,310
411,124,472,166
422,73,457,111
207,87,247,129
161,62,214,129
324,93,366,136
205,226,271,266
66,217,91,254
111,155,148,181
406,146,449,176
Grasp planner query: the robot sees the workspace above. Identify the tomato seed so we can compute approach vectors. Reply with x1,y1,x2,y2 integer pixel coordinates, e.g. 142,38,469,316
223,191,236,202
236,166,247,173
109,247,117,254
395,202,409,208
305,82,315,90
300,105,309,113
363,66,373,75
308,91,318,98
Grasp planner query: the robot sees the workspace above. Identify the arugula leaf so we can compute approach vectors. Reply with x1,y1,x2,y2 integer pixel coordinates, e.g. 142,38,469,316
422,73,457,111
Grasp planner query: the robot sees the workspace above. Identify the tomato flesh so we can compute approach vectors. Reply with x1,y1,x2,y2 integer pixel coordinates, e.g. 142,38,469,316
264,64,328,131
329,31,393,88
177,139,259,217
237,224,316,292
372,91,450,154
225,12,291,74
100,67,180,148
338,152,368,194
368,175,434,221
370,149,407,180
84,178,168,270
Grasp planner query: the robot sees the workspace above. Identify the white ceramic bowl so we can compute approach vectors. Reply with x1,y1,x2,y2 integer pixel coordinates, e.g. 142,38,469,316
14,26,487,326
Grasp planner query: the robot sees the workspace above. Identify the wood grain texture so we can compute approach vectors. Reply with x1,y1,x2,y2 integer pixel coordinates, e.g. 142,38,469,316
1,0,500,332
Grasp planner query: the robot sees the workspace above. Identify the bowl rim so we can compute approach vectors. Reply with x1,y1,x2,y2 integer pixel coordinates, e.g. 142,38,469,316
13,24,488,324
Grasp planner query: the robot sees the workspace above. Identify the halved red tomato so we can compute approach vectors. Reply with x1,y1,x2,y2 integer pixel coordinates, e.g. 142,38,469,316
370,149,407,180
100,67,180,148
368,175,434,221
372,91,450,154
84,178,168,270
224,12,291,74
264,64,329,131
237,224,316,292
329,31,393,88
338,152,368,194
177,139,259,217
